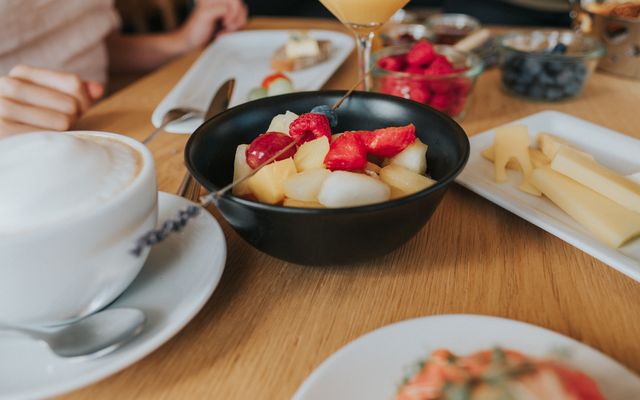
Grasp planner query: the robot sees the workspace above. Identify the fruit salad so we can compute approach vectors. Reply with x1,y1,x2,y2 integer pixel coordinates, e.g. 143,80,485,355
396,348,604,400
373,40,482,120
232,109,436,208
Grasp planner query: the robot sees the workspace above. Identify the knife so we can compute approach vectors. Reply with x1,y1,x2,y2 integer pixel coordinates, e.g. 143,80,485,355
177,78,235,197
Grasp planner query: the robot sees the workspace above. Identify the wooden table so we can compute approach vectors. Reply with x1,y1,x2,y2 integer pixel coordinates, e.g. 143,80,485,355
69,17,640,399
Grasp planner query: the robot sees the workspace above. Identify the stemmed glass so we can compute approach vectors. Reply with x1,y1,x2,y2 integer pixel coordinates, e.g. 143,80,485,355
319,0,411,90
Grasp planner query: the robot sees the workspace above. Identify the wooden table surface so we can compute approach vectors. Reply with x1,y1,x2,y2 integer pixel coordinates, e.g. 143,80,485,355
69,17,640,399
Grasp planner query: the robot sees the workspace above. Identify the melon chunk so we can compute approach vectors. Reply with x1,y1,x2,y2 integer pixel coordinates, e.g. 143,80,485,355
283,168,331,202
385,138,428,174
551,147,640,213
318,171,390,207
530,167,640,248
380,164,436,198
294,136,329,171
283,198,325,208
247,158,297,204
232,144,253,196
267,111,299,135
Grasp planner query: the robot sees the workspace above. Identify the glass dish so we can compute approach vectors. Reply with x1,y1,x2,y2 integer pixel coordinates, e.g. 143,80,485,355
371,44,484,121
496,30,605,101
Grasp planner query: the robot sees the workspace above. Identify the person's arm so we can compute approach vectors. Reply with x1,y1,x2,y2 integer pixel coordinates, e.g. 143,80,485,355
0,65,103,137
107,0,247,73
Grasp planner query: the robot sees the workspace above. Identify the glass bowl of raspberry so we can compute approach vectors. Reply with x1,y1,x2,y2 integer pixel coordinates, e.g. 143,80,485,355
372,40,484,121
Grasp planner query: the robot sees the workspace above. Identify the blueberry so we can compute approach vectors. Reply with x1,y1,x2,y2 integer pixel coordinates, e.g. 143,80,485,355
545,87,564,101
556,69,574,85
529,85,545,99
545,61,564,75
523,58,543,76
551,43,568,54
310,105,338,128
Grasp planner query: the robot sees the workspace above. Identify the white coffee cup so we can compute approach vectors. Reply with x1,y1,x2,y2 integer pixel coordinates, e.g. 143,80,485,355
0,131,158,326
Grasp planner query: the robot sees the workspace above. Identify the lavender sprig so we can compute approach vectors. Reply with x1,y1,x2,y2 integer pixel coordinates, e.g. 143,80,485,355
130,205,200,257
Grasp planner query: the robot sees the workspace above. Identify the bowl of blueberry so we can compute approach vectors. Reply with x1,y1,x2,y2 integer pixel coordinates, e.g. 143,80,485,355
497,30,605,102
372,40,484,121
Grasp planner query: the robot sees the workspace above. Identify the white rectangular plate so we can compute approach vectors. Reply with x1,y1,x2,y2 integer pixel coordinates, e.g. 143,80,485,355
151,29,354,133
456,110,640,282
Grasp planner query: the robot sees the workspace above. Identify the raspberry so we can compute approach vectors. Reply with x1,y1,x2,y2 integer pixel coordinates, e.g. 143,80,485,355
429,94,451,112
406,40,436,67
324,132,368,171
409,84,431,103
428,79,452,94
245,132,296,169
359,124,416,158
289,113,332,144
424,55,454,75
448,95,467,117
404,65,426,75
377,55,406,72
453,77,473,96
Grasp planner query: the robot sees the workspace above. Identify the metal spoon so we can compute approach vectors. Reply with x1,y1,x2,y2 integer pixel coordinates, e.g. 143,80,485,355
1,308,145,359
142,107,203,145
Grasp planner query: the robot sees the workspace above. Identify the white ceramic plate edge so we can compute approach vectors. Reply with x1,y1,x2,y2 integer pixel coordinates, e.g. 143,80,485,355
292,314,640,400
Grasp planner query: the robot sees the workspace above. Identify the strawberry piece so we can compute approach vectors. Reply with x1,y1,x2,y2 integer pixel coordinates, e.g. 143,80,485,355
289,113,332,144
323,132,368,171
261,72,290,88
406,40,436,67
377,55,406,72
424,55,454,75
359,124,416,158
245,132,296,169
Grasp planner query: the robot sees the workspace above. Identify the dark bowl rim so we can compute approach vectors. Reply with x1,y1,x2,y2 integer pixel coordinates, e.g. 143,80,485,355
185,90,470,215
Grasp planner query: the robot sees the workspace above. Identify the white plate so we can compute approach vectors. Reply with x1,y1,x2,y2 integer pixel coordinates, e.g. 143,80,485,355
293,314,640,400
456,111,640,282
152,29,355,133
0,192,226,400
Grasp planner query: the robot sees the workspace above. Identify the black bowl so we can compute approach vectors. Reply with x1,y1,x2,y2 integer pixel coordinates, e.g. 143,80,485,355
185,91,469,265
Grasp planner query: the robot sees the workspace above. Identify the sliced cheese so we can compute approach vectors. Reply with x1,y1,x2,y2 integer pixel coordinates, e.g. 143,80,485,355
551,147,640,213
530,167,640,248
536,132,593,160
493,125,541,196
481,146,550,170
537,132,570,159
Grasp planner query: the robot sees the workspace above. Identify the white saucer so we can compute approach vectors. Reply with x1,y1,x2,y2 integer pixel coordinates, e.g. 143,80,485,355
293,314,640,400
0,192,226,400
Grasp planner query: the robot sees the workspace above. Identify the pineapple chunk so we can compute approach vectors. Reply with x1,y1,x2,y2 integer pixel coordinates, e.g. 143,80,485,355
379,164,436,198
294,136,329,171
283,198,325,208
247,158,297,204
283,168,331,201
385,138,428,174
267,111,299,135
318,171,390,207
232,144,253,196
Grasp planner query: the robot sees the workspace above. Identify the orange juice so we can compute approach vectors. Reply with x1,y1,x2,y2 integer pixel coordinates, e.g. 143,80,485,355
319,0,410,26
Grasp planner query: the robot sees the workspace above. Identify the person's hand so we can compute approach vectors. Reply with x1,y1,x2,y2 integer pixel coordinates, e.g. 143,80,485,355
178,0,248,50
0,65,103,137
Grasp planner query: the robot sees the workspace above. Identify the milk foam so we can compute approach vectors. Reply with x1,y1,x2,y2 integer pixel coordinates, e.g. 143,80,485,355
0,132,139,234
